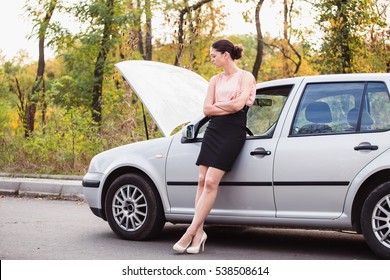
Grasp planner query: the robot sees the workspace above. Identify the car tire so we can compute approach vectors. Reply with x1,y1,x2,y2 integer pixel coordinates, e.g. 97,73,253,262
105,173,165,241
361,181,390,259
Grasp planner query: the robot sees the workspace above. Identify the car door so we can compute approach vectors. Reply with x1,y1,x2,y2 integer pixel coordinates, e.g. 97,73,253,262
165,133,276,219
273,77,390,219
166,83,296,221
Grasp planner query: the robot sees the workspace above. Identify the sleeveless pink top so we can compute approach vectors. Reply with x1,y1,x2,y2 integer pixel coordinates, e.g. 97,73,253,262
214,70,256,107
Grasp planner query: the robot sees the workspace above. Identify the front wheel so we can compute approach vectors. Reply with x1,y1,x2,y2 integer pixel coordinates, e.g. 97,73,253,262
105,173,165,240
361,181,390,259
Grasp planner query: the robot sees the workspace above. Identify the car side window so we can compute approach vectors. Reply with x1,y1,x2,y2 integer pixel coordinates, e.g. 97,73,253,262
246,93,288,137
291,82,390,136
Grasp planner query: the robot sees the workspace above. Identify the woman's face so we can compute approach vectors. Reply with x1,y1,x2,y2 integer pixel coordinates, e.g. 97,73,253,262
210,48,225,68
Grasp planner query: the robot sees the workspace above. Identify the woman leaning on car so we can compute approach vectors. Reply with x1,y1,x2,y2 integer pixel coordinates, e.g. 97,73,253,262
173,38,256,254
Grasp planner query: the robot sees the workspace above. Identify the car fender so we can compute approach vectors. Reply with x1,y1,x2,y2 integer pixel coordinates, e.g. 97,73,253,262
343,146,390,217
84,136,174,212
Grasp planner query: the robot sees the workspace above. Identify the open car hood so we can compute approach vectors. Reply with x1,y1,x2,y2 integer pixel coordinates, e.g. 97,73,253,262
115,60,208,136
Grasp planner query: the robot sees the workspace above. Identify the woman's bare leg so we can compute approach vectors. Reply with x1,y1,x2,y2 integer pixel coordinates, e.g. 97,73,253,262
195,165,208,207
174,165,207,248
175,166,225,247
189,166,208,245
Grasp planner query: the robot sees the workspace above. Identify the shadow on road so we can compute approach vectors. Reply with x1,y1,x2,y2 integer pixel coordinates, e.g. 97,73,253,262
154,223,378,259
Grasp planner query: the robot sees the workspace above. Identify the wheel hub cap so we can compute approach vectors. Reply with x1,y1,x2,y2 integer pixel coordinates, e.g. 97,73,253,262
112,184,148,232
372,194,390,249
125,202,135,213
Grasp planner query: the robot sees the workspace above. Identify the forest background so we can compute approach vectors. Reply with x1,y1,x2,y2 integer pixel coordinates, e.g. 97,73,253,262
0,0,389,175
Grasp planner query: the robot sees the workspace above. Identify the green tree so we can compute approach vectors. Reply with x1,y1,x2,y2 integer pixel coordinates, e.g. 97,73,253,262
24,0,59,137
314,0,387,74
91,0,115,126
68,0,132,127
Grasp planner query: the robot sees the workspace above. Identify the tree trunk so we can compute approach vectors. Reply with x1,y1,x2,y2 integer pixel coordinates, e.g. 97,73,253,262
26,0,57,138
287,0,301,75
145,0,152,60
136,0,145,57
92,0,115,126
337,0,351,73
14,76,27,127
174,8,186,66
252,0,264,79
282,0,289,77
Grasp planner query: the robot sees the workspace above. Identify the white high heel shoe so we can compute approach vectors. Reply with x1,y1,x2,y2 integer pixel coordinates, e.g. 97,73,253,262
186,232,207,254
173,241,191,253
173,234,193,253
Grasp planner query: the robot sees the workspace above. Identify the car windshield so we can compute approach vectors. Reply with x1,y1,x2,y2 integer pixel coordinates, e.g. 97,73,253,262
197,85,292,138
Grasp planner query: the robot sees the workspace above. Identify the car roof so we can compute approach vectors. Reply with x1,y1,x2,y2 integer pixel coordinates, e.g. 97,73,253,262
258,73,390,87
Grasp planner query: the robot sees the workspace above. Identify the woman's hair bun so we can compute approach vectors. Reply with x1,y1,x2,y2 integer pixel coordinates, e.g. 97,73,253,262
212,39,244,60
232,44,243,60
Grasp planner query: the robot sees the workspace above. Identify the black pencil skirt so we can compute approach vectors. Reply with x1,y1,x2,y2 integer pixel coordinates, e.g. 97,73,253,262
196,109,247,172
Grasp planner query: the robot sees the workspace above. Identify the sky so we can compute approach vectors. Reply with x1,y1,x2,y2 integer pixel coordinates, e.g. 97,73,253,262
0,0,38,60
0,0,80,61
0,0,294,62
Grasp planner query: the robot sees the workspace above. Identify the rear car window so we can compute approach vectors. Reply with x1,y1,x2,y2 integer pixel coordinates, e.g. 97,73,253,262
291,82,390,135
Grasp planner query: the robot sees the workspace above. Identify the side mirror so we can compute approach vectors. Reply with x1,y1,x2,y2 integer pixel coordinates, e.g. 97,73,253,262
182,124,195,140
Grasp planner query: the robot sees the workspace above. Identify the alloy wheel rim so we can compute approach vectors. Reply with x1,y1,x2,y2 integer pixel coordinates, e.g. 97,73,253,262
371,194,390,249
112,184,148,232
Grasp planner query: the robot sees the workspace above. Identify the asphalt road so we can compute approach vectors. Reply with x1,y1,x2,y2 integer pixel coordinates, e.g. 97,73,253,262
0,195,379,260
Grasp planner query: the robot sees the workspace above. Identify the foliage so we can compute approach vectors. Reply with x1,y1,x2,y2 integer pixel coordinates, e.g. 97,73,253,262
312,0,388,73
0,105,97,174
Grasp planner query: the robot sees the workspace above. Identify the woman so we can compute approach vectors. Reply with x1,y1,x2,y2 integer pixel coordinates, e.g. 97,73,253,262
173,39,256,254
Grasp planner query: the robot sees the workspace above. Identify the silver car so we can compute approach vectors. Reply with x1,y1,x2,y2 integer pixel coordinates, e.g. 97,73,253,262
82,61,390,258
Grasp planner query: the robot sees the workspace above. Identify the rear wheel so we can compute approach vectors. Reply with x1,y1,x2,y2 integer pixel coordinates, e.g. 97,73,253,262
361,181,390,259
105,173,165,240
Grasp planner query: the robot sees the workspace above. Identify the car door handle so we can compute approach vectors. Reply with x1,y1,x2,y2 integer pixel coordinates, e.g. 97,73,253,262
354,144,378,151
250,148,271,156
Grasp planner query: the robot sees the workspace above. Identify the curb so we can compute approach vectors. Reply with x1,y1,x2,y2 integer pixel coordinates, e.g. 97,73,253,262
0,173,83,180
0,174,84,200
